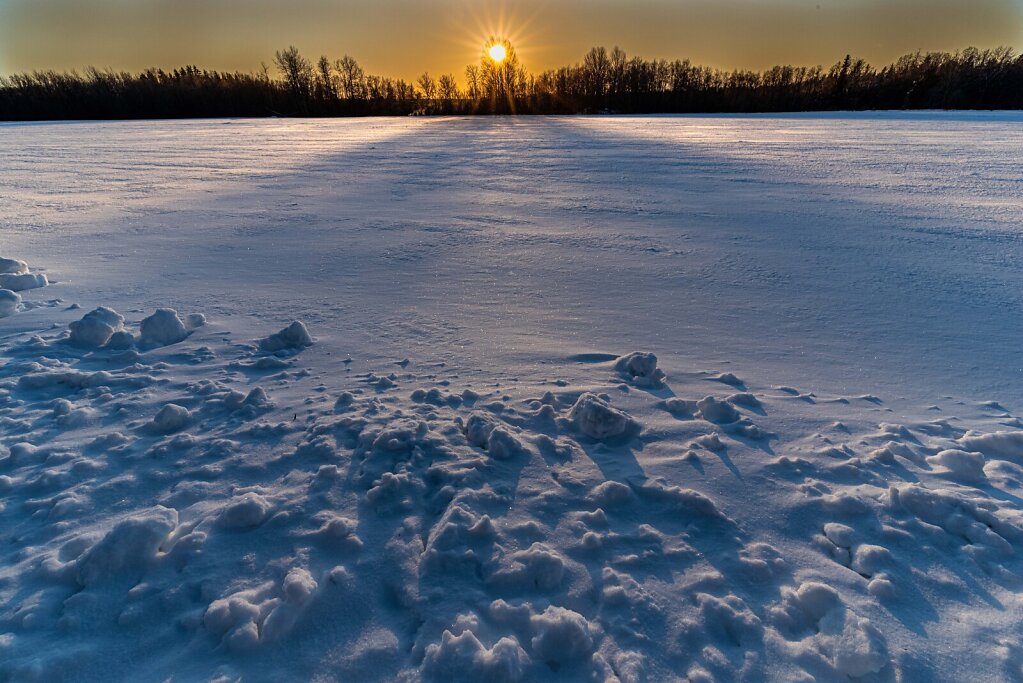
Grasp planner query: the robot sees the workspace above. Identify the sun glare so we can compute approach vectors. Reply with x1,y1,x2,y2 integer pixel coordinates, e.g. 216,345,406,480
488,43,507,63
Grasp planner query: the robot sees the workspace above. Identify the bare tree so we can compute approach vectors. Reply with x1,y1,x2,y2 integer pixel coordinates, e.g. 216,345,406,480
274,46,312,103
417,72,437,100
438,74,459,99
464,65,480,101
316,55,335,103
334,55,364,100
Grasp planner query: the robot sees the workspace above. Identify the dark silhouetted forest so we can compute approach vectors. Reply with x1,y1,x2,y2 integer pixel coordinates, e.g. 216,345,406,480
2,43,1021,120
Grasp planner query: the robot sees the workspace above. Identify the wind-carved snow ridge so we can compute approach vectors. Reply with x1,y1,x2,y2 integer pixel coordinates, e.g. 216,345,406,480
2,277,1023,682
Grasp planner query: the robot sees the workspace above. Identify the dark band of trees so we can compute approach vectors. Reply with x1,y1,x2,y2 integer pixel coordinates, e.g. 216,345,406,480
2,42,1021,120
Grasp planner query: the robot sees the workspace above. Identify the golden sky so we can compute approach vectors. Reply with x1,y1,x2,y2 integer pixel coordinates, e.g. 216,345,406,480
1,0,1021,79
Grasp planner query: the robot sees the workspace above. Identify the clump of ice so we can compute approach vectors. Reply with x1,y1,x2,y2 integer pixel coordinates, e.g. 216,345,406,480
568,392,638,440
150,403,190,433
927,449,986,483
589,480,636,508
259,321,313,353
697,396,741,424
217,492,272,528
0,257,28,275
530,606,594,665
68,307,125,348
139,308,189,347
489,543,565,590
0,289,20,318
0,272,48,292
423,630,529,682
959,431,1023,461
614,351,666,386
772,582,888,678
106,330,135,350
464,413,523,459
73,506,178,586
186,313,207,328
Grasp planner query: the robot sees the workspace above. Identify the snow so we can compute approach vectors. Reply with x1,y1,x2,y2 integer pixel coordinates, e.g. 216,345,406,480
0,113,1022,681
68,306,125,347
258,320,313,353
0,290,20,318
139,308,189,347
0,272,48,292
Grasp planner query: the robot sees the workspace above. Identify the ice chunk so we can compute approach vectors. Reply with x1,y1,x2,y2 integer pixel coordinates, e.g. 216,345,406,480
568,392,638,440
423,630,529,683
697,396,741,424
68,306,125,348
139,308,189,346
614,351,665,386
0,257,28,274
151,403,190,433
589,480,635,508
0,272,47,292
959,431,1023,462
464,413,522,459
259,321,313,353
217,492,272,528
927,449,986,483
490,543,565,590
74,506,178,586
530,606,593,665
0,289,20,318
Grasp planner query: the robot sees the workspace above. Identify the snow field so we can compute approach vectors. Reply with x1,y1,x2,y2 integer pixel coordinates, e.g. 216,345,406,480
1,269,1022,681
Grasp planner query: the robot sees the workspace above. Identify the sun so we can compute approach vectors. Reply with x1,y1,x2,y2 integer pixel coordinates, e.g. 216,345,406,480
488,43,507,63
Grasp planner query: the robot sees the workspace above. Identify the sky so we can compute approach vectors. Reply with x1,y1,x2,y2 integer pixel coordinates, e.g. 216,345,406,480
1,0,1021,80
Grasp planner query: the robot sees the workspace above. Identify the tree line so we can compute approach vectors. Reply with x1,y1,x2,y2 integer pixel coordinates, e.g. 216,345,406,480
1,42,1021,120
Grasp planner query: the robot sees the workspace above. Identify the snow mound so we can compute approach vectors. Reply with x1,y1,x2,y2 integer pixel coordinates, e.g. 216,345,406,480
73,506,178,586
0,271,48,292
529,606,594,665
568,392,638,440
773,582,888,678
614,351,665,386
423,630,529,683
68,306,125,348
150,403,191,433
259,321,313,353
697,395,741,424
0,289,20,318
217,492,273,528
204,567,318,651
927,448,986,483
589,480,636,508
959,430,1023,461
0,257,28,274
464,413,523,459
489,543,565,591
139,308,189,346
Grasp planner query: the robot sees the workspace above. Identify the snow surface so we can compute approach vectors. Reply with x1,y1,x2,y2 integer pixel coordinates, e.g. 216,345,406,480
0,113,1022,681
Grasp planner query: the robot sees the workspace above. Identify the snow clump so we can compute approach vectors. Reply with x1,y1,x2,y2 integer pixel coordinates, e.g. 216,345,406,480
530,606,594,665
614,351,665,386
568,392,638,440
68,307,125,348
150,403,191,433
139,308,189,346
259,321,313,353
0,257,28,274
73,506,178,586
423,630,529,683
0,290,20,318
0,272,48,292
